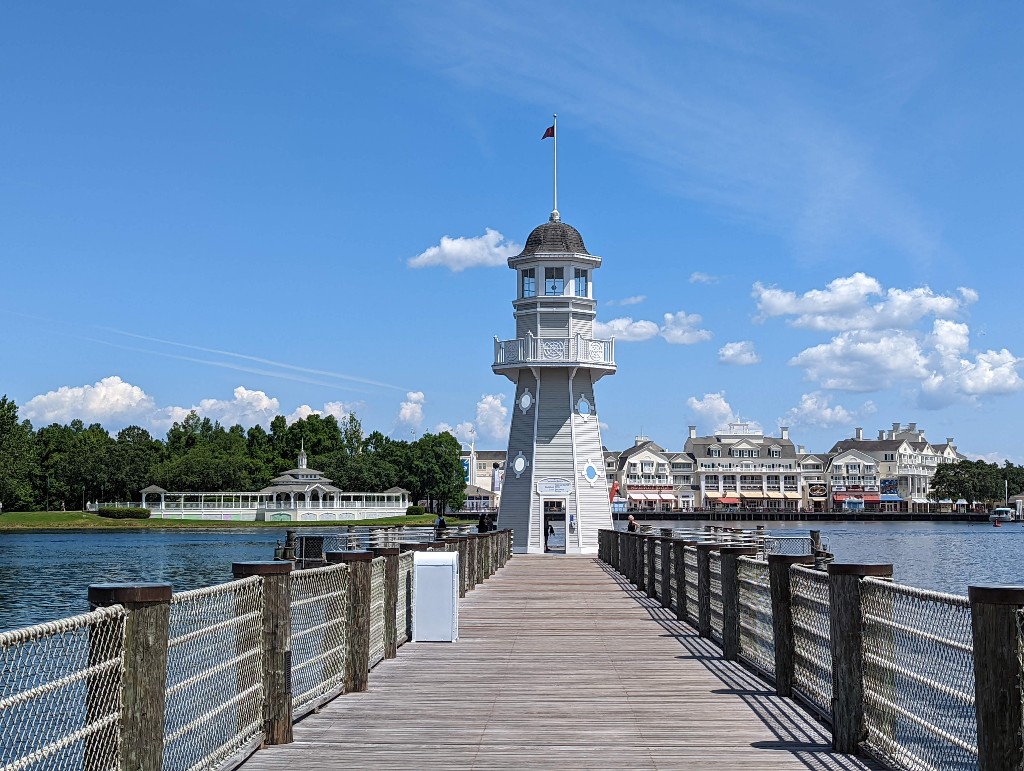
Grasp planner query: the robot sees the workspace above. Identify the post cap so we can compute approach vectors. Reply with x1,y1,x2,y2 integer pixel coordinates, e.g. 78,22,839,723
696,542,731,551
719,546,759,556
673,538,700,546
827,563,893,577
767,554,816,566
325,550,374,563
232,560,293,577
968,586,1024,606
89,583,172,607
398,542,431,552
429,541,447,549
370,546,401,556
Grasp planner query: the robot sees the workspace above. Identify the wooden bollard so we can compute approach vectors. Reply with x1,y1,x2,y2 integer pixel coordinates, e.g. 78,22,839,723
370,547,400,659
399,541,430,552
645,535,658,600
672,540,696,621
969,586,1024,771
88,582,173,770
827,562,893,754
660,536,673,609
446,537,469,597
231,561,294,745
768,554,815,697
469,534,480,589
720,546,758,661
696,543,727,639
326,551,373,693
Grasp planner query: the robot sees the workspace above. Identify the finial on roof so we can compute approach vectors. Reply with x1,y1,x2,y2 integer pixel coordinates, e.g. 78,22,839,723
298,439,308,470
549,210,560,223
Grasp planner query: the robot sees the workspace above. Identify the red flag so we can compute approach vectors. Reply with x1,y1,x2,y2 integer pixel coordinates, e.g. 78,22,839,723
542,125,555,139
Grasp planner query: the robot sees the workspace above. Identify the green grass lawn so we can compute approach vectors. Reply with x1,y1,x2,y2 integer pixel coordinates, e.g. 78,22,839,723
0,510,474,531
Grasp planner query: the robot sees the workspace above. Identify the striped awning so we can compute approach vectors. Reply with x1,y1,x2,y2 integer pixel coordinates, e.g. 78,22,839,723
783,492,802,499
704,491,722,498
719,497,740,505
765,491,784,499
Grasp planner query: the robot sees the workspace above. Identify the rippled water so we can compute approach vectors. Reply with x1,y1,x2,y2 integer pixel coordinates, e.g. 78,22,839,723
623,519,1024,596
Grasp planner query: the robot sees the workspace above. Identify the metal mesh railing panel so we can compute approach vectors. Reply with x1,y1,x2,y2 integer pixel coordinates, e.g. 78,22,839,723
791,565,833,720
290,563,348,715
860,578,976,771
684,546,698,625
765,536,826,556
668,546,677,607
709,551,724,644
738,557,775,678
0,606,127,771
397,552,414,646
653,543,663,600
163,576,264,771
369,558,386,668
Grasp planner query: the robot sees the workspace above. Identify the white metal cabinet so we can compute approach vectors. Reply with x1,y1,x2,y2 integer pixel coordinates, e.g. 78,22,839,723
412,551,459,642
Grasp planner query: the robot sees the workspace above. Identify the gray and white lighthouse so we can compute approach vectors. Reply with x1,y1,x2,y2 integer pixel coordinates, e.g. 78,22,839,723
493,209,616,554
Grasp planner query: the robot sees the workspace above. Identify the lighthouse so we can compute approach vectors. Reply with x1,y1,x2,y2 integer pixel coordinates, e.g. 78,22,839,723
493,173,616,553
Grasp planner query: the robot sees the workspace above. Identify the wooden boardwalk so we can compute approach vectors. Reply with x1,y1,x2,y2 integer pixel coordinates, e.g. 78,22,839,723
242,556,884,770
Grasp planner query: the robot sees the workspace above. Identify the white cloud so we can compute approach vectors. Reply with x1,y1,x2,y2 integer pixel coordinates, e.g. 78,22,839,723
686,392,761,433
24,376,156,425
790,330,930,391
475,394,509,440
286,400,354,424
780,392,873,429
397,391,425,430
718,341,760,366
594,317,660,341
191,386,281,427
660,311,712,345
407,228,520,272
435,421,477,443
606,295,646,306
753,273,976,332
689,272,720,284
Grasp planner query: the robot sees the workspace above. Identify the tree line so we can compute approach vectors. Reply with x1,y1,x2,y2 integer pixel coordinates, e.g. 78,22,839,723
930,458,1024,507
0,395,466,513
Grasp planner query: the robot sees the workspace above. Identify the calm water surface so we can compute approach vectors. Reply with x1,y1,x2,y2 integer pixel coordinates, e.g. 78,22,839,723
2,521,1022,630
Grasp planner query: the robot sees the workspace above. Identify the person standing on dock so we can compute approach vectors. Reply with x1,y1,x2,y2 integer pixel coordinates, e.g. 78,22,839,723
434,512,447,540
627,514,638,532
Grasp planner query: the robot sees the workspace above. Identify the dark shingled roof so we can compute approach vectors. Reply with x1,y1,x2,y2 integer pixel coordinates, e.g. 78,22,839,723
517,220,589,256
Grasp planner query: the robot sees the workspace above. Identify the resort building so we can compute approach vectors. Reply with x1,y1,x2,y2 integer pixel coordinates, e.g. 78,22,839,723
605,437,697,512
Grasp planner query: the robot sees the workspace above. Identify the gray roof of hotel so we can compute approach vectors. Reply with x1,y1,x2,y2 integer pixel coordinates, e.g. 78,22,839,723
828,439,905,453
517,220,589,256
685,434,798,458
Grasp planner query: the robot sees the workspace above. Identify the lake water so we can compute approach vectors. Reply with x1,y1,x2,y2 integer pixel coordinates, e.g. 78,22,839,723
1,520,1022,630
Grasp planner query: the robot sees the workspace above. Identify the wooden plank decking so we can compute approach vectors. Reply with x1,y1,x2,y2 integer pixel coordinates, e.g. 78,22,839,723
242,556,883,770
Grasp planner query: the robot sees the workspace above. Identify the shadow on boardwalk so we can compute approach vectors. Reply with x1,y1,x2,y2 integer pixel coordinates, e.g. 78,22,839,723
240,556,885,771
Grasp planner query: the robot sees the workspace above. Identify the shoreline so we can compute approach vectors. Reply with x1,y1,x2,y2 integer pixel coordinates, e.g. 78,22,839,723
619,511,993,524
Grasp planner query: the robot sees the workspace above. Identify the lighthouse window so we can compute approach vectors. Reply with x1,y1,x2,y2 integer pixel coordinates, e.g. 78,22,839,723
574,268,588,297
521,269,536,298
544,267,564,295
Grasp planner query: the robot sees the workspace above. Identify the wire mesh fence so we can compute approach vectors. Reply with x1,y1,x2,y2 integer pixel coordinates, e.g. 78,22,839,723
860,577,977,771
653,542,662,601
369,558,386,668
791,565,833,720
764,535,825,556
709,551,724,644
397,552,414,646
684,546,699,626
163,576,264,771
290,563,348,717
0,606,127,771
737,557,775,679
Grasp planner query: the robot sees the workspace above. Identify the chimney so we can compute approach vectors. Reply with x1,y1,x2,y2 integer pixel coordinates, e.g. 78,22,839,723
946,437,954,445
878,430,886,440
688,425,697,440
855,427,863,440
892,422,901,434
798,445,805,454
908,422,917,433
780,426,789,441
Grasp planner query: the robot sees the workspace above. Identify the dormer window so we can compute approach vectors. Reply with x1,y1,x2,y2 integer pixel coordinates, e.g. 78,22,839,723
709,447,721,458
522,268,536,298
545,267,564,295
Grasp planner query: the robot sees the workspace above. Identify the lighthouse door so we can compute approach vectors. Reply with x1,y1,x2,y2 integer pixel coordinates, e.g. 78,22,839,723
542,499,565,553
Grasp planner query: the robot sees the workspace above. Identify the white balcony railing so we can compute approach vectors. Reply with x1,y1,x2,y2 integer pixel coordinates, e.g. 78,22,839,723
493,334,615,367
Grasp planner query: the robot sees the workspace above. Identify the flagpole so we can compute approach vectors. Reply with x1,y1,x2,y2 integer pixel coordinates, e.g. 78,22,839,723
552,113,558,220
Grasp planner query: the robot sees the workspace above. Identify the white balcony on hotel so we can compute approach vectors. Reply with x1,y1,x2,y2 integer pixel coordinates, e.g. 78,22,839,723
493,333,616,377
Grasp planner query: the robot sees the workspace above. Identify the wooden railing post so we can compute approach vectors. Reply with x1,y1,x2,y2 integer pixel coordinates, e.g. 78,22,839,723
370,547,400,659
969,586,1024,771
827,562,893,754
672,540,696,621
232,561,293,745
768,554,814,697
660,536,673,609
696,543,725,639
720,546,758,661
645,535,658,600
88,583,172,771
447,536,469,597
326,550,373,693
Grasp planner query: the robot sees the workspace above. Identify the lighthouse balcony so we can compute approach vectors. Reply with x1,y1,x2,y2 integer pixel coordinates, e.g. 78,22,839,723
492,334,616,373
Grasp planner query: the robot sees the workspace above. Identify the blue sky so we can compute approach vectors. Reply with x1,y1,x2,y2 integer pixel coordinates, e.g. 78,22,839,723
4,2,1024,460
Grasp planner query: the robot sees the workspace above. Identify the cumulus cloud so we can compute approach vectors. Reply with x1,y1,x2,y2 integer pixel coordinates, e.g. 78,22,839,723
780,392,875,429
690,272,720,284
753,272,977,331
435,421,477,443
286,400,354,424
396,391,425,430
191,386,281,427
24,376,156,425
407,228,520,272
790,330,931,391
594,317,660,341
435,394,509,445
660,311,713,345
686,392,761,433
605,295,646,306
718,341,760,366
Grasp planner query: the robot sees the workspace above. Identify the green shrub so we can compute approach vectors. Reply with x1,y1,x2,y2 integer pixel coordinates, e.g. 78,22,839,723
97,507,151,520
406,505,426,517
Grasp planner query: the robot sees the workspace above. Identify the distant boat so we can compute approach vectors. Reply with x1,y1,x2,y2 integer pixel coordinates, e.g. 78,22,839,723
989,507,1016,523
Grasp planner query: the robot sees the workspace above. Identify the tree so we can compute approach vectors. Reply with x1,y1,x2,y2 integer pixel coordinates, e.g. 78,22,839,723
414,432,466,513
108,426,163,502
0,397,36,511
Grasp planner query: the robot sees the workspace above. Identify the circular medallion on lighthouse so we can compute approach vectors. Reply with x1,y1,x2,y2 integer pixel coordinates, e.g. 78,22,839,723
511,451,529,478
576,395,592,420
580,458,600,487
519,389,533,413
